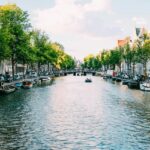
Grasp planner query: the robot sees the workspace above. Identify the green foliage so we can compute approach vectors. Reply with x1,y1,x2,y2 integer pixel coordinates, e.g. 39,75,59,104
0,4,76,74
109,47,123,69
0,4,31,78
135,39,150,64
60,54,75,69
100,50,110,70
83,54,101,70
0,26,10,60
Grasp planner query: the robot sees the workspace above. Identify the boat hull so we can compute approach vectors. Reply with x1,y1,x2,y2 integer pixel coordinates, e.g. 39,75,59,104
0,85,16,94
116,78,122,82
85,79,92,83
22,84,33,89
112,77,116,81
22,81,33,89
15,82,23,89
39,76,51,85
122,80,129,85
128,81,139,89
140,83,150,91
3,88,16,94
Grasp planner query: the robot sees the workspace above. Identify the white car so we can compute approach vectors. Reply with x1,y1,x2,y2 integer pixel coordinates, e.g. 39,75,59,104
14,74,21,80
0,75,5,82
30,72,37,78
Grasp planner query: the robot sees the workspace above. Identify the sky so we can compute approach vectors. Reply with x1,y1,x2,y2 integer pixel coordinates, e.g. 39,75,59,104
0,0,150,60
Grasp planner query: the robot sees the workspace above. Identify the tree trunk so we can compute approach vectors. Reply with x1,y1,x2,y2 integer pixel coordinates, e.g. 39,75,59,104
48,62,50,73
11,54,15,80
113,64,115,70
15,63,17,74
129,62,131,75
23,62,25,79
143,62,147,78
132,62,135,77
126,63,128,74
126,62,131,75
118,63,121,73
30,63,33,70
27,64,29,70
38,62,40,76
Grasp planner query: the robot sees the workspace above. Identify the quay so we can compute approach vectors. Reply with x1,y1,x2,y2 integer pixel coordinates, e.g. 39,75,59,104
0,69,97,93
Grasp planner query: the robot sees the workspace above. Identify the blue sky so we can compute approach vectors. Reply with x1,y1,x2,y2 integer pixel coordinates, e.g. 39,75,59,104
0,0,150,59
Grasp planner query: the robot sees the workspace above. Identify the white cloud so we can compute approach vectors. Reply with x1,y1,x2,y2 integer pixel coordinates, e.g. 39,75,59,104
31,0,121,59
132,17,147,27
32,0,111,36
83,0,111,12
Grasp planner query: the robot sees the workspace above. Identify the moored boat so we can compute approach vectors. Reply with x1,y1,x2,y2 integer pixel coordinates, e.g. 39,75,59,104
85,78,92,83
73,72,76,76
128,80,139,89
116,77,122,82
39,76,51,84
122,79,130,85
39,76,51,81
140,82,150,91
112,77,116,81
0,85,16,94
22,80,33,89
103,75,107,80
15,82,23,89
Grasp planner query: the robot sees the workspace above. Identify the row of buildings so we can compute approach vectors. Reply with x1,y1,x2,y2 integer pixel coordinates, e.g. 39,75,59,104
116,26,150,76
1,26,150,76
0,61,53,76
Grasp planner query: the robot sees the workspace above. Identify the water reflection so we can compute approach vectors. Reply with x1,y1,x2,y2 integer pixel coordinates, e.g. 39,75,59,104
0,76,150,149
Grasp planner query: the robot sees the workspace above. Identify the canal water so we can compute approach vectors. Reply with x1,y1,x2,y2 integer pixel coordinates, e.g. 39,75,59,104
0,76,150,150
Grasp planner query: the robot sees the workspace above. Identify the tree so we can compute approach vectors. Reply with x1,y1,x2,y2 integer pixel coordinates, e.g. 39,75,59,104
109,47,123,72
0,4,77,76
135,33,150,77
142,40,150,76
93,55,102,70
0,25,10,61
0,4,31,79
83,54,102,70
31,30,51,73
123,43,136,75
101,50,110,71
60,54,75,70
83,54,94,69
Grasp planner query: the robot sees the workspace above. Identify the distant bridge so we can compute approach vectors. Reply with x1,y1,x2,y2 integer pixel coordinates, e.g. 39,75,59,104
53,70,96,76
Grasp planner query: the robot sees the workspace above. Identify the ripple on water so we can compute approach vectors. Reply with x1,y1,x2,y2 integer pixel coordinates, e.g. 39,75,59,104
0,76,150,149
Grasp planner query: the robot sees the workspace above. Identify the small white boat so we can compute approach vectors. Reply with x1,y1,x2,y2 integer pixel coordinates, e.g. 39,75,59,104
22,80,33,89
0,85,16,94
39,76,51,84
40,76,51,81
140,82,150,91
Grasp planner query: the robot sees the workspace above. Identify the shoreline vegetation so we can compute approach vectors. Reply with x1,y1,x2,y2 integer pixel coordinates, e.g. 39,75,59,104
1,4,150,81
82,35,150,79
0,4,76,80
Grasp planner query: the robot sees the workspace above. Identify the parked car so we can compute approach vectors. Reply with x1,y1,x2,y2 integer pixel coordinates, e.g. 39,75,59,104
14,74,21,80
29,72,38,78
5,74,13,82
0,74,5,82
